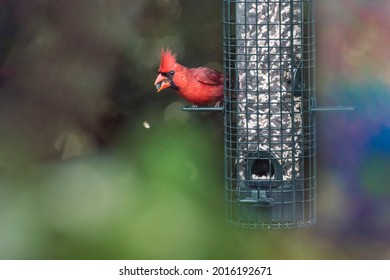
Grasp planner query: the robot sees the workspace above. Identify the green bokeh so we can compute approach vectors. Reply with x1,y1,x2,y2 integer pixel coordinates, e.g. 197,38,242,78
361,154,390,197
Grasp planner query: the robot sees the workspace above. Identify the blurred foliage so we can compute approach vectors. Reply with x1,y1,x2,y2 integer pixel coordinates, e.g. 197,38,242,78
0,0,390,259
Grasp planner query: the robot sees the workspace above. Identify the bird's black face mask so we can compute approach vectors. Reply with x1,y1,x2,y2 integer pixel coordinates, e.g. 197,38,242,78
159,70,179,91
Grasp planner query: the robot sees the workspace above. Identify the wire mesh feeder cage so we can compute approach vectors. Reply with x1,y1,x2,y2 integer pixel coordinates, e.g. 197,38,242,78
223,0,317,229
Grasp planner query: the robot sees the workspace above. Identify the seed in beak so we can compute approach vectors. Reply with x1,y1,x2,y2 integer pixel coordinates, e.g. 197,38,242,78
155,78,169,92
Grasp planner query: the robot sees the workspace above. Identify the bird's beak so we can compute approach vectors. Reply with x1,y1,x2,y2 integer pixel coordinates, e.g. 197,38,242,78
154,73,170,93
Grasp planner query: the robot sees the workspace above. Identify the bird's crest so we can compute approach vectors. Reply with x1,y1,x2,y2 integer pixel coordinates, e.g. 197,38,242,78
158,48,177,72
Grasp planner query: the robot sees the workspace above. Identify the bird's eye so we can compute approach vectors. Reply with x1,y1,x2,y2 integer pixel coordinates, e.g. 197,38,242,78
168,70,175,77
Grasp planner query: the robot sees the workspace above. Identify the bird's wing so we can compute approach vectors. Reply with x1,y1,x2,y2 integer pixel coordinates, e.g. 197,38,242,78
193,67,224,85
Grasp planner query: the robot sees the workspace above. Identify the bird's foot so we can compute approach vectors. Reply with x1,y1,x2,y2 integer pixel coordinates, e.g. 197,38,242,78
214,100,223,108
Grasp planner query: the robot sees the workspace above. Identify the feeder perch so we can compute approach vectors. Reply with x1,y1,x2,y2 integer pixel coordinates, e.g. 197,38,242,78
185,0,353,229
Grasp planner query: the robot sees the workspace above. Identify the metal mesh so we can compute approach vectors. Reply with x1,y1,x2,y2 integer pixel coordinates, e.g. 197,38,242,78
223,0,316,229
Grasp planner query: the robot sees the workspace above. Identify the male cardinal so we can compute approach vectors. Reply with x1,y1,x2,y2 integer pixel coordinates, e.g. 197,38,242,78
154,49,224,107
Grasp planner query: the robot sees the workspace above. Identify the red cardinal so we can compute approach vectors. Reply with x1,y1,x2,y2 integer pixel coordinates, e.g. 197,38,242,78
154,49,224,107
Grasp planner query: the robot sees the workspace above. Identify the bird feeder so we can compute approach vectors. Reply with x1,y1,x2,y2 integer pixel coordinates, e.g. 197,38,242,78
221,0,317,229
184,0,353,229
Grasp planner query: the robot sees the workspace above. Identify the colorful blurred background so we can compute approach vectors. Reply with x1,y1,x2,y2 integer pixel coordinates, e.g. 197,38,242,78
0,0,389,259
